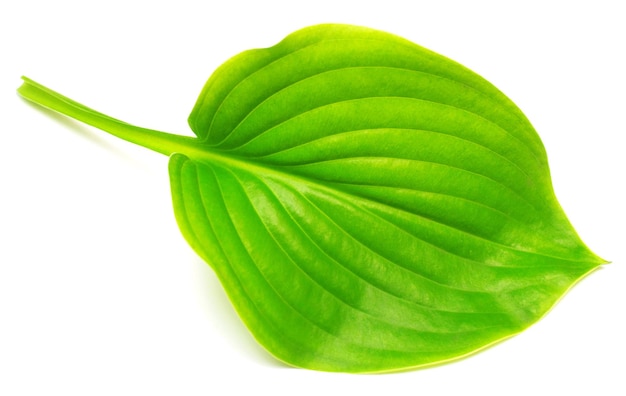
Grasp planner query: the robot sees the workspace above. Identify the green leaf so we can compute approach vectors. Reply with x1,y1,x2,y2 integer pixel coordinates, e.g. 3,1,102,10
18,24,605,373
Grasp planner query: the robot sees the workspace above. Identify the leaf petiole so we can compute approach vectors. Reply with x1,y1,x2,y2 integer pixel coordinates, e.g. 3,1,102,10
17,76,201,157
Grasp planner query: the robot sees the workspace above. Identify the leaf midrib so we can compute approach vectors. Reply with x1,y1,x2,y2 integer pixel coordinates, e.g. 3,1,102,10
17,77,597,266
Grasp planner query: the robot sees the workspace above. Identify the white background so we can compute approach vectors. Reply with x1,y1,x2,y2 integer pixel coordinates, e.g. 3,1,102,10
1,1,624,395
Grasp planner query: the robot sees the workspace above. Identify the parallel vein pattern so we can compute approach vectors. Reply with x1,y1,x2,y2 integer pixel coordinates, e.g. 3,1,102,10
166,24,605,372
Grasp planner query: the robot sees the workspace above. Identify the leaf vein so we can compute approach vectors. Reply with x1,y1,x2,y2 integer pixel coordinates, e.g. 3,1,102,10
222,66,533,150
225,96,540,165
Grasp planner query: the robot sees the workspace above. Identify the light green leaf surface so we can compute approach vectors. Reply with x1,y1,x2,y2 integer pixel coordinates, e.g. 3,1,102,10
18,24,605,373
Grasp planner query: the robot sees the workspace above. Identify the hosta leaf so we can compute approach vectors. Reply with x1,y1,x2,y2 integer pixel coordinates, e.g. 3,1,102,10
18,24,605,373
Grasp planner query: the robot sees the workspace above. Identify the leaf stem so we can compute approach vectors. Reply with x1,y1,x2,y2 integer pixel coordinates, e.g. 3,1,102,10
17,76,201,156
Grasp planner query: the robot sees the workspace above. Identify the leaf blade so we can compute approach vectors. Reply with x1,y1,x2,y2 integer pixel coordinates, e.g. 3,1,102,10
175,24,605,372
